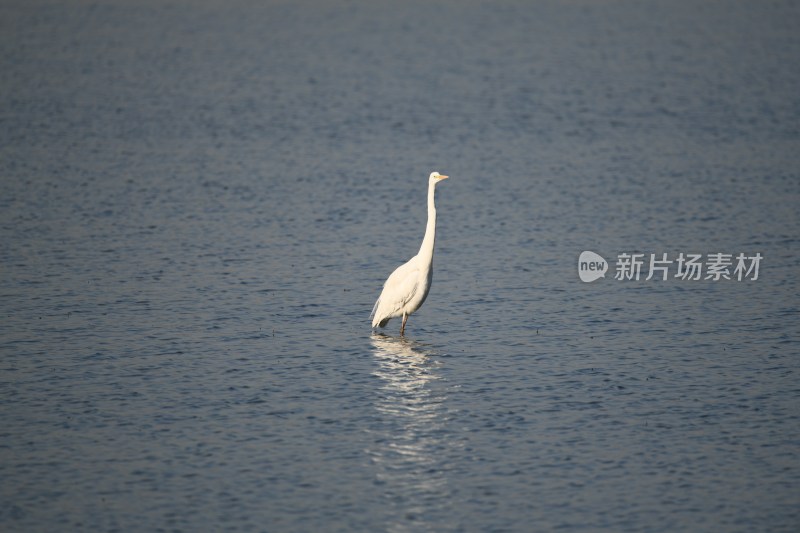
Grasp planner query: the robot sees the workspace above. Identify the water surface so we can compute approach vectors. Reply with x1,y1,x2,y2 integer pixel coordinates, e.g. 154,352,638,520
1,0,799,531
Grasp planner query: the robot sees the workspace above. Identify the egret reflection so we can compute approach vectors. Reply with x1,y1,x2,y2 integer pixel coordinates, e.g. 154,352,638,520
369,333,452,530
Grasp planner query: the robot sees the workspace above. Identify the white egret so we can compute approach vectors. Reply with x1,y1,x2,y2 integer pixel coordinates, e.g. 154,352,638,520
370,171,450,335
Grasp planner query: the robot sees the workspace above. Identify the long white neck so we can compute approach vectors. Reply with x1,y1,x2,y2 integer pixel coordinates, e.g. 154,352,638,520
418,179,437,261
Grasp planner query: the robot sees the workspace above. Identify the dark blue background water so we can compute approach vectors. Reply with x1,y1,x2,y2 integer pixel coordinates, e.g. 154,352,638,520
2,1,799,531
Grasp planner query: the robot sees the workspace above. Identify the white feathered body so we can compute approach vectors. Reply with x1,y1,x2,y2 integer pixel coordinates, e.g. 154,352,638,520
370,254,433,328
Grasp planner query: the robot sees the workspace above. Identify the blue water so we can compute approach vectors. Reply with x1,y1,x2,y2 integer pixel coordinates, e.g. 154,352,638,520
2,0,799,531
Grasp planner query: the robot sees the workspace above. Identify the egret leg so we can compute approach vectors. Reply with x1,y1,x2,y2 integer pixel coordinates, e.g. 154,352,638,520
400,313,408,335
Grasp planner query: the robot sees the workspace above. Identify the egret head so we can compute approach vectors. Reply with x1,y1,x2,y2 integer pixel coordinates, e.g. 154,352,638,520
430,171,449,182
